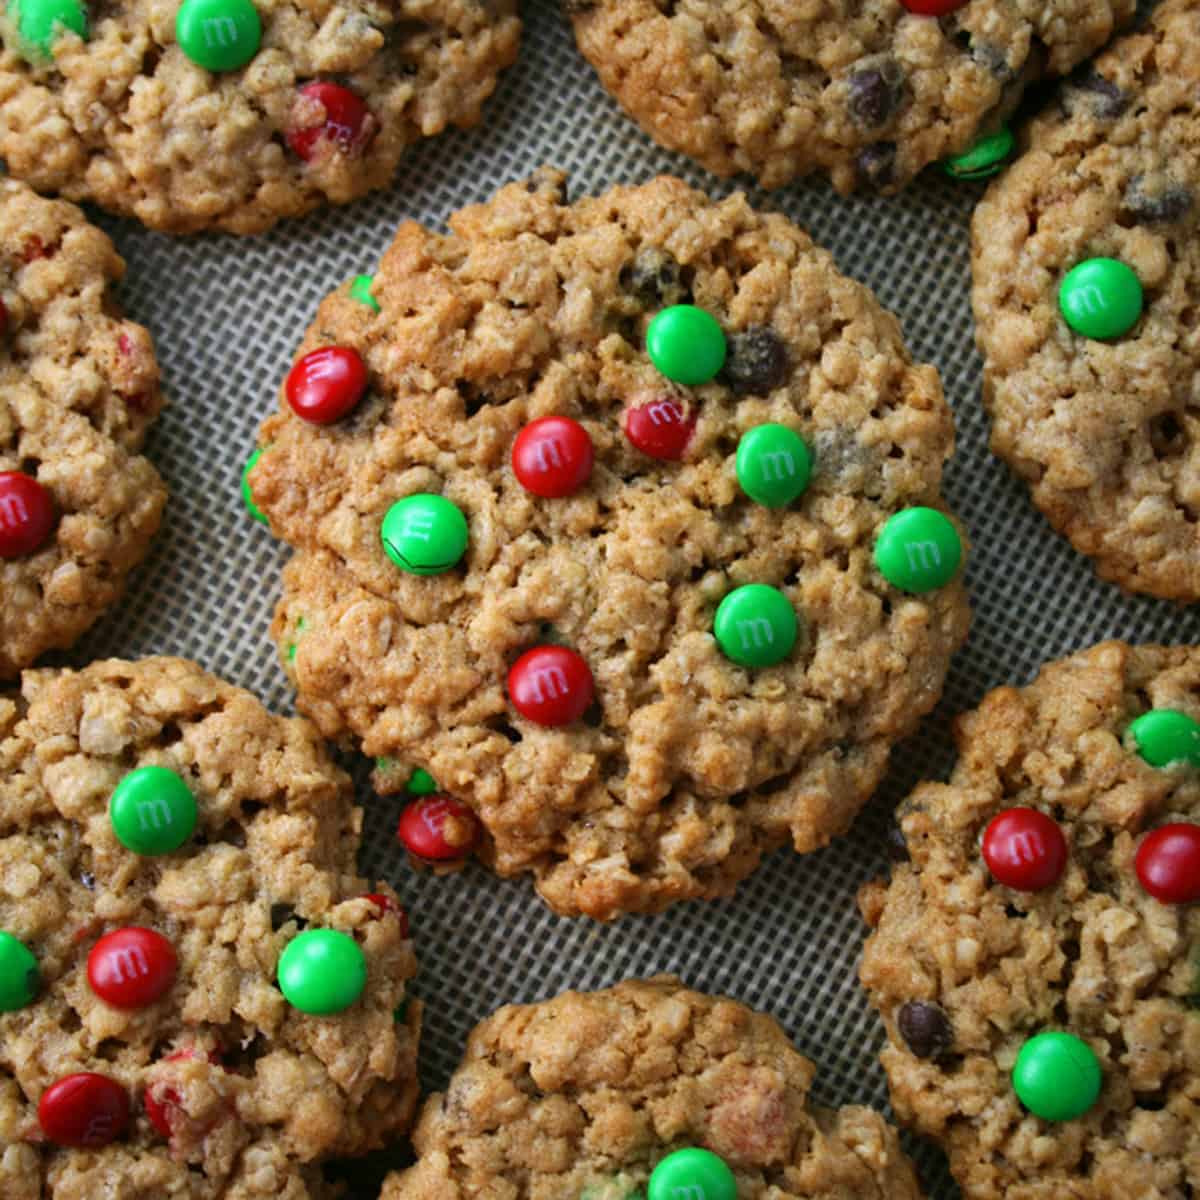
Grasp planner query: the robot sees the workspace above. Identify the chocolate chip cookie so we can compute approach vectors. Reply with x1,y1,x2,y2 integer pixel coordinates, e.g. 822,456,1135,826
859,641,1200,1200
971,0,1200,599
380,977,925,1200
0,0,520,234
247,170,970,920
564,0,1133,194
0,656,420,1200
0,180,165,678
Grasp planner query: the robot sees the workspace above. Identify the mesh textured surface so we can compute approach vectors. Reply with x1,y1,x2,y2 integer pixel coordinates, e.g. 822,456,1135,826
56,3,1200,1195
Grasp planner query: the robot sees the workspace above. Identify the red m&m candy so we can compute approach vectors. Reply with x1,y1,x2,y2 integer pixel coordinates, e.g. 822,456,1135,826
397,795,479,861
286,82,373,161
0,471,55,558
624,396,695,460
363,892,410,938
87,927,177,1008
38,1073,130,1147
900,0,966,13
508,645,594,726
144,1048,223,1139
1135,824,1200,904
512,416,594,497
982,808,1068,892
285,346,367,424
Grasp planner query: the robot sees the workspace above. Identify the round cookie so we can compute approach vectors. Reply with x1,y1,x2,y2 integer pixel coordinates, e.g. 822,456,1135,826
564,0,1133,195
0,180,166,677
0,657,420,1200
859,641,1200,1200
379,976,925,1200
971,0,1200,599
248,170,970,920
0,0,520,234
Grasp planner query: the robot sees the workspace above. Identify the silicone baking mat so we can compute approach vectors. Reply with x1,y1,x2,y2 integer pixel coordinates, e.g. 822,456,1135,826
61,2,1200,1194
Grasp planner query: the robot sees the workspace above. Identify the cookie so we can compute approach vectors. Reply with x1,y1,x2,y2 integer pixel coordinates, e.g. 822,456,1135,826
0,180,166,677
0,0,520,234
859,641,1200,1199
247,170,970,920
563,0,1133,195
379,976,925,1200
971,0,1200,599
0,656,420,1199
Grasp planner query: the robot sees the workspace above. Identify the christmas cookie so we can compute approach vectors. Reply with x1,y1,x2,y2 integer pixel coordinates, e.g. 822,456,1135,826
971,0,1200,599
0,0,520,234
0,180,165,677
859,641,1200,1199
247,170,970,920
0,656,419,1199
379,977,925,1200
563,0,1133,194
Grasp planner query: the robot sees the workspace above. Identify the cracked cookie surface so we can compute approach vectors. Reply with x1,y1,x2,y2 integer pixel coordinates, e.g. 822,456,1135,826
565,0,1133,194
250,170,969,920
0,179,165,677
380,976,925,1200
859,641,1200,1200
971,0,1200,598
0,656,420,1200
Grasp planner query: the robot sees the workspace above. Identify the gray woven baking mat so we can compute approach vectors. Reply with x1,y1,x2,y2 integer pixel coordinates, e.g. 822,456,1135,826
51,1,1200,1195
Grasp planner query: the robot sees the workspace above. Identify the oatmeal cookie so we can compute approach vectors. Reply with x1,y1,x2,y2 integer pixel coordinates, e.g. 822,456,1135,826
859,641,1200,1199
564,0,1133,195
0,179,165,677
971,0,1200,599
0,0,520,234
379,976,925,1200
0,656,420,1200
248,170,970,920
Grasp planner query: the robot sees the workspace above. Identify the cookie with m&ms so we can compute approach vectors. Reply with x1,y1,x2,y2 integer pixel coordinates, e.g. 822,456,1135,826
248,171,970,919
972,0,1200,598
0,180,165,678
379,977,925,1200
859,641,1200,1199
0,657,419,1199
0,0,519,233
563,0,1132,195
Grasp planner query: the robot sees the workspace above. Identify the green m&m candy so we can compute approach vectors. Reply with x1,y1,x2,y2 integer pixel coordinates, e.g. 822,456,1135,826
942,127,1014,181
1059,258,1143,340
713,583,797,668
735,423,812,508
277,929,366,1014
875,507,963,593
0,931,39,1012
109,765,197,855
381,494,468,575
10,0,87,60
1128,709,1200,769
349,274,381,313
176,0,261,72
1012,1031,1101,1122
647,1148,736,1200
406,767,437,795
241,447,268,525
646,305,727,387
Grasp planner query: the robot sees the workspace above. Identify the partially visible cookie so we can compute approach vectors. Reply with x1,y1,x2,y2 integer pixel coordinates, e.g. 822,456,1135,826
860,641,1200,1199
565,0,1133,194
380,976,925,1200
248,171,970,920
0,180,166,676
0,0,520,234
972,0,1200,599
0,657,420,1200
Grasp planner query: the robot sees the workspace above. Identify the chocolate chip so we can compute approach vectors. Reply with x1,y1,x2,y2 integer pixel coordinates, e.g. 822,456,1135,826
886,822,909,863
1067,66,1128,119
620,247,690,308
270,903,306,931
1122,174,1193,224
897,1000,954,1059
856,142,896,190
720,326,789,394
847,58,905,127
